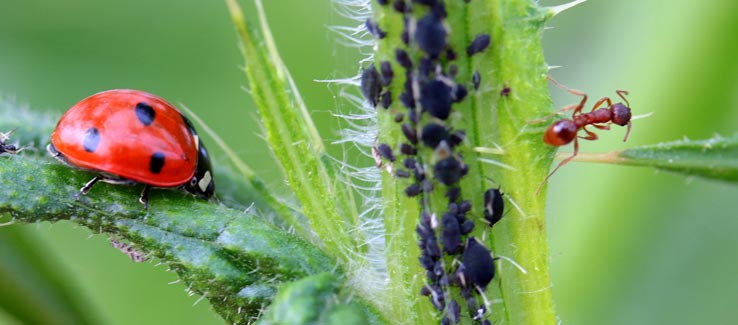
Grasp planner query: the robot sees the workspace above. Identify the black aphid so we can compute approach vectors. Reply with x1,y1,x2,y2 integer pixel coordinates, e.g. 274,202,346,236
360,64,382,107
402,123,418,144
441,213,461,254
403,157,417,170
421,123,448,148
393,0,407,13
381,91,392,109
396,169,411,178
396,49,412,69
472,71,481,90
461,237,496,290
420,80,453,119
394,113,404,123
365,19,387,39
449,130,466,147
405,184,422,197
460,220,475,235
434,157,463,185
446,187,461,203
415,12,447,58
447,300,461,324
483,188,505,227
377,0,388,5
380,61,394,87
453,85,468,103
400,143,417,155
500,86,511,97
377,143,396,162
467,34,491,56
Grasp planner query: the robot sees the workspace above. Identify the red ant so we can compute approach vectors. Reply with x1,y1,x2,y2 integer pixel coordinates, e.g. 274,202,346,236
538,78,633,193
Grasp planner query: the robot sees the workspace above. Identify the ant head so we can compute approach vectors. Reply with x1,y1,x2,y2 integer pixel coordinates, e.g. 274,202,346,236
543,120,577,146
611,103,632,126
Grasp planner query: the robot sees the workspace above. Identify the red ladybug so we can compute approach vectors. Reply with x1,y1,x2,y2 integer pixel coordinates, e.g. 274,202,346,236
47,89,215,208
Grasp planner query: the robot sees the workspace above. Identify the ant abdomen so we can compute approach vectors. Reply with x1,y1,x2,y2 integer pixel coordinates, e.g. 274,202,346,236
543,120,577,146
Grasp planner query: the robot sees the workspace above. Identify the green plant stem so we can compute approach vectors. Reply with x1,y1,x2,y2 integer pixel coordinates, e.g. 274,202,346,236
225,0,363,265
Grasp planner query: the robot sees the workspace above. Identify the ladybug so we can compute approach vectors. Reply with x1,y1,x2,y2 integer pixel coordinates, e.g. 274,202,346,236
47,89,215,208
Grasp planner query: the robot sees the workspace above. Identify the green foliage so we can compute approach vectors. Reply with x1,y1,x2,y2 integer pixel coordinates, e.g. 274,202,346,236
618,135,738,182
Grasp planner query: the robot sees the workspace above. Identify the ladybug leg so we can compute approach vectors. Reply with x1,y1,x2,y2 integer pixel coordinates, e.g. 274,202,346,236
138,185,151,209
76,175,103,198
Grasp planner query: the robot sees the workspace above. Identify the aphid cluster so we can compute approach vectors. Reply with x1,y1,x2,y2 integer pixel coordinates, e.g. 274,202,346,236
363,0,501,323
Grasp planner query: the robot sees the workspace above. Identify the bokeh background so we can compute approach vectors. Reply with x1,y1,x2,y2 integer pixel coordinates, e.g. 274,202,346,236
1,0,737,324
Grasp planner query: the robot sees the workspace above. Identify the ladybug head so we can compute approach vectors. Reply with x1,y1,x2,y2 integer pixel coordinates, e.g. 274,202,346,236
185,140,215,199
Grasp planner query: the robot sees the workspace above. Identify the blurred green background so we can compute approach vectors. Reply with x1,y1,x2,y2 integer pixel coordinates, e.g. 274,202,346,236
1,0,737,324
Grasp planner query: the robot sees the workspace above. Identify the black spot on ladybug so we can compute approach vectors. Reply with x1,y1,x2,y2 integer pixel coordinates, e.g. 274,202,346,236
415,12,447,58
472,71,481,90
361,64,382,107
421,123,448,148
461,237,496,290
420,80,453,119
83,127,100,153
149,152,166,174
365,19,387,39
467,34,491,56
484,188,505,227
135,102,156,126
434,157,463,185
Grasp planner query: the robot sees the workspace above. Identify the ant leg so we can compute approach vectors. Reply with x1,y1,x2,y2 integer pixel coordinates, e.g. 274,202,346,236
547,76,588,115
76,175,103,198
536,138,580,195
591,123,610,131
139,185,151,209
616,90,630,107
589,97,613,113
578,127,599,141
622,121,632,142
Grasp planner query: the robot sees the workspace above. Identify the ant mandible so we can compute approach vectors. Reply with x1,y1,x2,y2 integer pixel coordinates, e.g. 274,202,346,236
538,77,633,193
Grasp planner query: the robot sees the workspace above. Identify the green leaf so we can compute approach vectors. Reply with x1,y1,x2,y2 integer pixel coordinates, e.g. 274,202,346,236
0,155,383,323
257,272,380,325
225,0,364,265
618,135,738,182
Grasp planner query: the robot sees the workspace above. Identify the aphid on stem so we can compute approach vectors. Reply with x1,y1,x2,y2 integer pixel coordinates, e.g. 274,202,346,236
538,77,633,193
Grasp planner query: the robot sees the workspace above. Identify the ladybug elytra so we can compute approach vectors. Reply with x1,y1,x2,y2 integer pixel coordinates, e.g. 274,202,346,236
47,89,215,208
